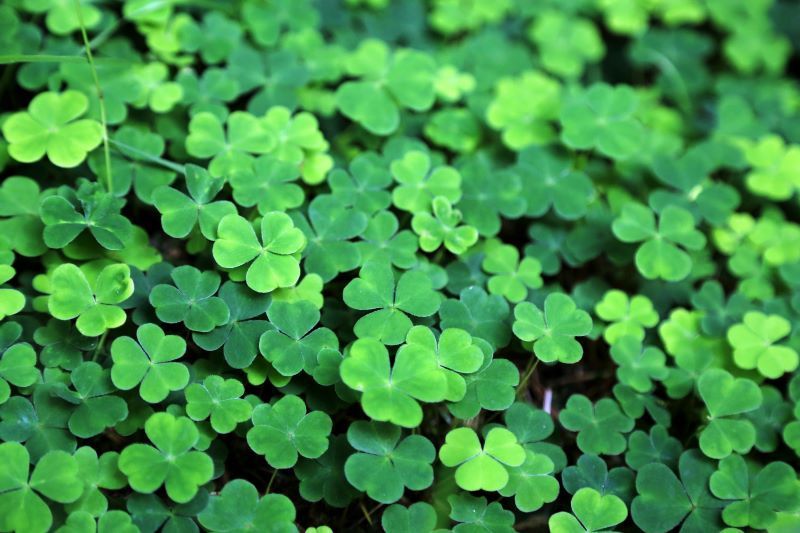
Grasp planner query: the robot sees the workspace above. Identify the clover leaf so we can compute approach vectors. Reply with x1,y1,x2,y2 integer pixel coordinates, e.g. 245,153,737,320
482,240,542,303
448,494,516,533
2,90,102,168
0,177,47,257
329,153,393,215
609,336,668,393
381,502,437,533
448,354,520,420
697,369,762,459
213,212,306,293
55,361,127,439
294,435,359,509
262,106,332,184
456,153,526,236
549,488,628,533
48,263,133,337
343,260,441,345
439,286,511,349
726,311,799,378
512,293,593,364
0,322,39,405
185,375,252,434
230,155,304,215
612,203,706,281
439,427,525,492
340,338,447,427
198,479,296,532
625,425,682,471
149,265,230,332
559,395,634,455
411,196,478,255
743,135,800,201
0,442,82,533
390,150,461,214
118,412,213,503
515,148,596,220
595,290,659,344
110,323,189,404
498,450,560,512
529,11,604,78
357,211,419,269
562,454,634,501
344,420,435,503
247,394,332,469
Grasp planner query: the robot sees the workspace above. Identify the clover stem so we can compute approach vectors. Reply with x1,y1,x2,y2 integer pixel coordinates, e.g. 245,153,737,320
358,500,374,526
515,357,540,398
92,331,108,362
265,468,278,494
73,0,114,194
109,138,186,174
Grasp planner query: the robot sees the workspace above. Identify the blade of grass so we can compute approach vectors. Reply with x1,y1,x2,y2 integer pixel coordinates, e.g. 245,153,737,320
73,0,113,194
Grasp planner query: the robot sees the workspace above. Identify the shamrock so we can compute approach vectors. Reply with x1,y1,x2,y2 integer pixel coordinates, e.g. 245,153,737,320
127,492,209,533
559,395,634,455
381,502,437,533
291,194,368,282
515,148,596,220
261,106,333,184
340,338,447,427
40,182,133,250
198,479,296,532
0,176,47,257
230,155,304,215
247,394,332,469
726,311,799,378
609,337,668,393
192,281,271,369
439,286,512,349
711,453,800,529
482,239,543,303
259,300,337,377
529,11,604,78
561,454,634,501
59,510,137,533
612,203,706,281
344,420,435,503
1,90,102,168
486,72,562,150
0,322,39,404
335,39,436,135
512,293,593,364
0,391,75,463
456,153,526,237
295,435,359,509
48,263,134,337
177,67,240,119
185,375,252,434
55,362,128,439
625,425,682,471
448,354,520,420
439,427,525,491
424,108,480,153
0,442,82,533
632,450,724,533
149,266,230,333
152,164,236,239
357,211,419,269
549,488,628,533
328,153,393,215
118,413,213,503
343,260,440,345
110,323,190,404
560,83,644,160
411,196,479,255
65,446,126,517
503,401,565,468
213,212,306,293
186,111,275,177
390,150,461,214
697,369,762,459
498,450,560,512
595,290,659,344
743,135,800,201
690,281,752,337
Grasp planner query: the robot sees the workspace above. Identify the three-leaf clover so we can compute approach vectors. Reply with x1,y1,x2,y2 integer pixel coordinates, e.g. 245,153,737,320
559,395,634,455
390,150,461,214
247,394,332,469
230,155,304,215
213,212,306,293
48,263,134,337
198,479,296,532
1,90,102,168
726,311,799,378
498,450,560,512
411,196,479,255
340,338,447,427
55,361,128,439
185,375,252,434
0,322,39,404
118,412,213,503
549,488,628,533
609,336,668,393
612,203,706,281
343,420,435,503
595,290,659,344
515,148,596,220
149,266,230,332
439,427,525,492
482,240,543,303
512,293,593,363
343,260,440,345
110,323,189,404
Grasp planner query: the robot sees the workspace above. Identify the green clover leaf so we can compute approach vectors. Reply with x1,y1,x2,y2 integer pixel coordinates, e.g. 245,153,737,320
198,479,296,532
247,394,332,469
624,425,682,472
0,442,82,533
0,322,40,405
512,293,593,364
48,263,133,337
456,154,526,237
439,286,511,349
0,392,74,463
697,369,762,459
1,90,102,168
230,155,304,215
343,260,441,345
0,176,47,257
726,311,799,379
341,337,447,427
411,196,478,255
439,427,525,492
213,212,306,293
516,148,596,220
381,502,437,533
743,135,800,201
343,420,435,503
262,106,332,184
549,487,628,533
482,239,543,303
448,354,520,420
609,336,668,393
294,435,359,509
185,375,252,434
149,265,230,333
357,211,419,269
448,494,516,533
498,450,560,512
390,150,461,214
612,203,706,281
110,323,189,404
562,454,634,501
118,412,213,503
55,361,127,439
329,153,393,215
529,11,604,78
595,290,659,344
559,395,634,455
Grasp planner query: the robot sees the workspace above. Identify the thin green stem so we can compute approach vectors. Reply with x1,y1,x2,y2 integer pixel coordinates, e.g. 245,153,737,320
265,469,278,493
73,0,113,194
515,358,540,398
92,331,108,362
359,501,374,527
0,54,85,64
109,138,185,174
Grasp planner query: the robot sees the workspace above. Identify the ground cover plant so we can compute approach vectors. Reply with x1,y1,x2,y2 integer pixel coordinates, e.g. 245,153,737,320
1,0,800,531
